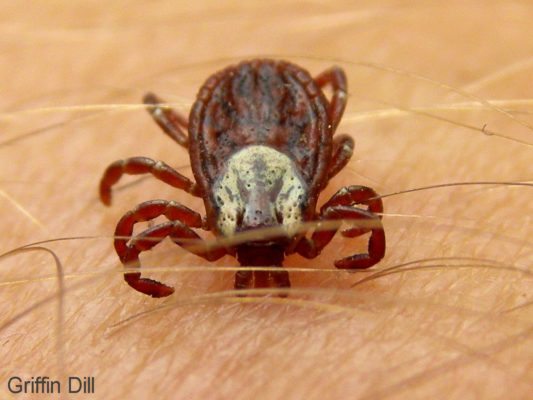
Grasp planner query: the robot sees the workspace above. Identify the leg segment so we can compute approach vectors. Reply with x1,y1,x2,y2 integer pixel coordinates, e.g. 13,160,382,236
99,156,201,205
143,92,189,148
314,66,348,132
321,185,383,217
115,200,225,297
296,185,385,270
321,185,383,238
328,134,354,180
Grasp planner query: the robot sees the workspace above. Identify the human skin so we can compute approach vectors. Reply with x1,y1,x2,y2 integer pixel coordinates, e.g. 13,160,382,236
0,1,532,399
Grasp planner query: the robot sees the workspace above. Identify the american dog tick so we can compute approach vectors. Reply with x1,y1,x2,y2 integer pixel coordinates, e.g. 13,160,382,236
99,59,385,297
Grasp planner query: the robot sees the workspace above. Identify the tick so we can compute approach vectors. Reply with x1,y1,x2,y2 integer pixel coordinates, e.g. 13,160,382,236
99,59,385,297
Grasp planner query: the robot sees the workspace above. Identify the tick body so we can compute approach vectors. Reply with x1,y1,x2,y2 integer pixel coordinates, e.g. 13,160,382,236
99,59,385,297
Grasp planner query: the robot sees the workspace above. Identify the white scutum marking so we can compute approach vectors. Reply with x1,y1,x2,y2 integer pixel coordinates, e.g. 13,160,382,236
213,145,306,237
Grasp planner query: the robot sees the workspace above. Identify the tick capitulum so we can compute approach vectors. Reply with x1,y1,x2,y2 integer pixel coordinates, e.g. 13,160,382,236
99,59,385,297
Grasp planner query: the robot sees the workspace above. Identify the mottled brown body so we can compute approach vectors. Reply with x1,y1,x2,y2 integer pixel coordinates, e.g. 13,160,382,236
99,59,385,297
190,60,330,208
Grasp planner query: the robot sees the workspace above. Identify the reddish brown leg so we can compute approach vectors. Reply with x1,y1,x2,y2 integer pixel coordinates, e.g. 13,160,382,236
99,157,201,205
114,200,225,297
321,185,383,219
314,66,348,132
296,185,385,270
143,92,189,148
321,185,383,239
328,134,354,180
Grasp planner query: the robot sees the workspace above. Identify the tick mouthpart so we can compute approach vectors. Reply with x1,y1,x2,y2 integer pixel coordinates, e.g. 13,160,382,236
236,243,286,266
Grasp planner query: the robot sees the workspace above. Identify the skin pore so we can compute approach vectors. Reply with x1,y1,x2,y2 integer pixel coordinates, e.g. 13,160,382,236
0,1,531,399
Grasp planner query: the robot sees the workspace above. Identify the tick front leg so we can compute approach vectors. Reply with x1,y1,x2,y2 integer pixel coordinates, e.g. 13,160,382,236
99,157,201,205
322,185,383,216
328,134,354,180
143,92,189,148
314,66,348,132
296,185,385,270
324,205,385,269
115,200,225,297
321,185,383,239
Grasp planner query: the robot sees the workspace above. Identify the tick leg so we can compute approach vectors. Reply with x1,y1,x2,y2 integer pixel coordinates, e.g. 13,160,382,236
314,66,348,132
322,185,383,237
296,205,385,270
296,185,385,269
115,200,225,297
293,185,381,255
328,134,354,180
99,156,201,205
143,92,189,148
322,185,383,216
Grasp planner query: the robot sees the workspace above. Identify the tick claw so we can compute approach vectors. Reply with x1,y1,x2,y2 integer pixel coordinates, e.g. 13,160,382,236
100,191,112,206
127,277,175,298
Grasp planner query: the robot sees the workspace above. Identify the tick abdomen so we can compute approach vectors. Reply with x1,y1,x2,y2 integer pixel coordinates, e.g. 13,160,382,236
190,59,330,188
